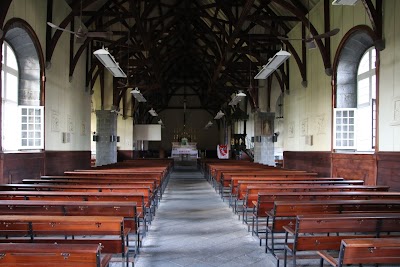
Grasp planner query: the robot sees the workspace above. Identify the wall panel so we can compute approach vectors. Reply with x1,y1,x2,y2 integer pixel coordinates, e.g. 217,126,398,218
376,152,400,191
284,151,331,177
332,153,376,185
0,152,45,183
44,151,91,175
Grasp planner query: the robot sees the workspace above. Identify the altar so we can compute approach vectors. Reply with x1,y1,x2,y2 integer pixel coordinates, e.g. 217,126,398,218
171,139,198,164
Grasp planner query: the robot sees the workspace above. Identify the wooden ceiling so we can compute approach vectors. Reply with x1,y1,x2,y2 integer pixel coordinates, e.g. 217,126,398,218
47,0,327,117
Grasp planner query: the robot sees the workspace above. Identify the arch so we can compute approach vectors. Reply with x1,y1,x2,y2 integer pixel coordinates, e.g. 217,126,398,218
1,18,45,151
331,25,379,152
3,18,45,106
332,25,377,109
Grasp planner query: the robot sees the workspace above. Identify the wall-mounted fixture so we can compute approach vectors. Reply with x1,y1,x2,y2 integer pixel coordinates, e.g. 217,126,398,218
272,132,279,142
110,135,117,142
130,87,147,102
92,132,99,142
214,110,225,120
254,50,291,79
305,135,313,146
117,136,120,142
93,48,127,78
62,132,71,143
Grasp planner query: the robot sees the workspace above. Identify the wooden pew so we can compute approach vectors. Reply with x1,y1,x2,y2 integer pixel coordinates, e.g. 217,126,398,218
0,200,142,253
0,191,149,233
282,213,400,267
249,190,400,238
0,243,111,267
218,170,317,194
0,215,132,266
265,199,400,254
232,179,365,212
62,171,167,196
318,238,400,267
219,171,319,196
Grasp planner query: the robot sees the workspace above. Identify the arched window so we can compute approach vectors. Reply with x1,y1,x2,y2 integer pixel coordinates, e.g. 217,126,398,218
333,27,378,152
1,21,44,152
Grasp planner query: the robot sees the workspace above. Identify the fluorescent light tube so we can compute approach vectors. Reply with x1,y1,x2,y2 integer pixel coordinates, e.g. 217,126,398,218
94,48,127,78
229,96,240,106
254,50,291,79
214,110,225,119
130,87,147,102
332,0,358,5
148,108,158,116
236,90,246,97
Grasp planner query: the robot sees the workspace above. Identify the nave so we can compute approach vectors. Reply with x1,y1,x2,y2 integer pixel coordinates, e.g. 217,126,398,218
134,168,276,267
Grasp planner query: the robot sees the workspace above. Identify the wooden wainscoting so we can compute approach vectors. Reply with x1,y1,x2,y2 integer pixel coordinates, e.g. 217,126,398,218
117,150,134,162
283,151,332,177
0,152,45,183
376,152,400,191
45,151,91,175
332,153,377,185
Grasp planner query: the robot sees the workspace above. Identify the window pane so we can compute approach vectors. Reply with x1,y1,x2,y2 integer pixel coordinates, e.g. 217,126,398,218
5,73,18,102
358,51,369,75
6,45,18,70
371,48,376,69
371,75,376,99
358,78,369,105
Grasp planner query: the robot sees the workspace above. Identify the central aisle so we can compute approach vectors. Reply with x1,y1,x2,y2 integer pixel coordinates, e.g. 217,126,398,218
135,168,276,267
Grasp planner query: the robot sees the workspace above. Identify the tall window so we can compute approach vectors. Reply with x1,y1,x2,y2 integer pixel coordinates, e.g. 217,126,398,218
356,47,376,151
1,41,43,151
1,42,20,151
334,47,376,152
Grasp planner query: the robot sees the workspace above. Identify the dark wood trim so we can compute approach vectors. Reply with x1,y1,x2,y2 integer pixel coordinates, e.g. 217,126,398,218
332,153,377,185
45,151,91,175
376,152,400,191
0,152,45,184
117,150,134,162
283,151,332,177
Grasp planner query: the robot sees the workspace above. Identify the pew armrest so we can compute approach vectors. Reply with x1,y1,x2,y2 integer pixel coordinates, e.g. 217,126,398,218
282,225,295,235
317,251,338,267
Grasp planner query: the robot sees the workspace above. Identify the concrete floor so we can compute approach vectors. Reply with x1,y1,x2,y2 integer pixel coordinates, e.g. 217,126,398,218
133,168,277,267
106,168,399,267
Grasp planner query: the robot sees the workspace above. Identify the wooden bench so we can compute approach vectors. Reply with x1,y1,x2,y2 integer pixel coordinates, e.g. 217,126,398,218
0,191,149,234
249,190,400,227
248,186,390,235
0,184,155,217
0,215,132,266
219,171,318,197
0,243,111,267
0,199,142,254
232,179,365,213
318,238,400,267
282,213,400,267
265,199,400,255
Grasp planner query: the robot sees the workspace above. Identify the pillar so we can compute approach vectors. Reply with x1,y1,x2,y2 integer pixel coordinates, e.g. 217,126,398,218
95,110,117,166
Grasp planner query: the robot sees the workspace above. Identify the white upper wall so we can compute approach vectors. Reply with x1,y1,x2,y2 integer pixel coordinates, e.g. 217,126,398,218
5,0,91,151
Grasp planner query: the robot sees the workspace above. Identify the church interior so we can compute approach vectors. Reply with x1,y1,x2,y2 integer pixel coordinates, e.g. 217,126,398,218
1,0,400,266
